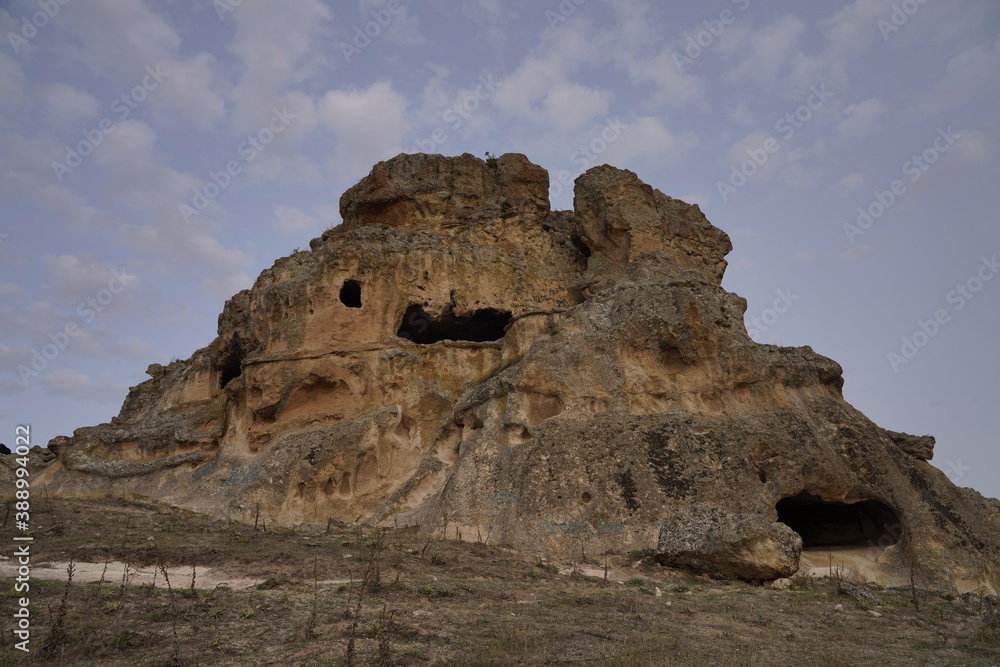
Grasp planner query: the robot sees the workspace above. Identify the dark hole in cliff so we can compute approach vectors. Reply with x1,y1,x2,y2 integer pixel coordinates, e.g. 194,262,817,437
571,234,592,259
220,335,245,389
340,280,362,308
397,304,512,344
776,492,902,548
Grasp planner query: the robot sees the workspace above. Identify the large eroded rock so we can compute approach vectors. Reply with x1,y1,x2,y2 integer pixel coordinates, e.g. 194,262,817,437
30,153,1000,594
656,504,803,580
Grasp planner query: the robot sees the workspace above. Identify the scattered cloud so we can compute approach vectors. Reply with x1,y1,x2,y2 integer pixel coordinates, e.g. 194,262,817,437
829,173,864,196
319,81,410,179
34,83,101,130
273,207,320,233
0,282,24,300
722,16,806,87
836,98,888,141
730,99,756,126
916,36,1000,116
461,0,508,44
40,368,125,401
605,116,697,165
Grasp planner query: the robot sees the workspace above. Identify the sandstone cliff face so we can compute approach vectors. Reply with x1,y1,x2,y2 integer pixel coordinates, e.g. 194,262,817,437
35,153,999,594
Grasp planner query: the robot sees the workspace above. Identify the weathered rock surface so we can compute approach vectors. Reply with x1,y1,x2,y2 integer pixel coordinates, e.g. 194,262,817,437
656,504,802,580
883,430,935,461
30,153,1000,594
0,446,56,487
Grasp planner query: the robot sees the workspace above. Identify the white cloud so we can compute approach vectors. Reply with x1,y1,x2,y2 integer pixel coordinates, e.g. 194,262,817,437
0,300,69,339
357,0,424,46
66,0,181,78
57,0,225,130
722,16,806,87
93,119,158,169
150,53,226,132
40,116,258,300
494,52,577,120
273,207,319,233
928,129,993,180
730,99,756,126
118,337,155,360
319,81,410,179
624,49,705,108
314,204,340,228
228,0,332,132
495,8,702,130
0,281,24,300
540,82,612,131
41,254,139,309
245,152,325,188
724,130,783,180
784,0,897,94
462,0,508,44
775,163,824,194
35,83,101,131
0,52,26,122
600,1,704,106
916,36,1000,116
201,272,255,301
829,173,864,196
836,98,888,141
604,116,697,165
40,368,124,401
0,342,33,370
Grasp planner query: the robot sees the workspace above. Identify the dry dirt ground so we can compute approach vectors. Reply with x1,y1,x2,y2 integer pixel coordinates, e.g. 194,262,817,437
1,498,998,666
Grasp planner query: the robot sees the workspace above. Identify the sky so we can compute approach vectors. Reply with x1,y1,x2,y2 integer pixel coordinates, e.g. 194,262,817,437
0,0,997,498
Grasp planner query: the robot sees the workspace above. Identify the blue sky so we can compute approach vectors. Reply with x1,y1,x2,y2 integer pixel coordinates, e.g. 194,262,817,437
1,0,997,498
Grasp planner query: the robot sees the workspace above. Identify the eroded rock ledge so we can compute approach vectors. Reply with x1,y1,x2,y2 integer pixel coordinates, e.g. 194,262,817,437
32,153,1000,594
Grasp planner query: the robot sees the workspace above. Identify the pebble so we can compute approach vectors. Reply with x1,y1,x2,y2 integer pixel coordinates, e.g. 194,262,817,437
834,604,844,612
772,578,792,590
868,610,882,618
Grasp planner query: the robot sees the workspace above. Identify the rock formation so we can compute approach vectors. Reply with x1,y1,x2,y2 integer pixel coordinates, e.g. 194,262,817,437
34,153,999,593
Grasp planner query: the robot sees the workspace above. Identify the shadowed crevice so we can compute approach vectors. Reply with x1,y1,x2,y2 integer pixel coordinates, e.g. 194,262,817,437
397,305,512,344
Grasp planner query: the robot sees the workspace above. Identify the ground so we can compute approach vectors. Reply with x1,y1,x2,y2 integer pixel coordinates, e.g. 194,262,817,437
1,498,997,666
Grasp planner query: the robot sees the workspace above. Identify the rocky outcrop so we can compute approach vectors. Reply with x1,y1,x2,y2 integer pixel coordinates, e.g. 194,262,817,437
33,153,1000,594
883,430,935,460
656,504,802,580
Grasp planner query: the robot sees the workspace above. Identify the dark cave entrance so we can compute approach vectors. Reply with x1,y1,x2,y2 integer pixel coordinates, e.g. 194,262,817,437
220,334,245,389
397,305,513,344
776,491,903,548
570,234,592,259
339,280,362,308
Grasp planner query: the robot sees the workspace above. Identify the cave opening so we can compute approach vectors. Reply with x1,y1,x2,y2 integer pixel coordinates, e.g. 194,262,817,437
397,304,512,344
340,280,362,308
220,334,245,389
571,234,592,259
776,491,902,548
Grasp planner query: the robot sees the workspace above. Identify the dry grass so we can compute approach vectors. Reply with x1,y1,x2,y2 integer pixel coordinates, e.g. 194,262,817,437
0,498,997,666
